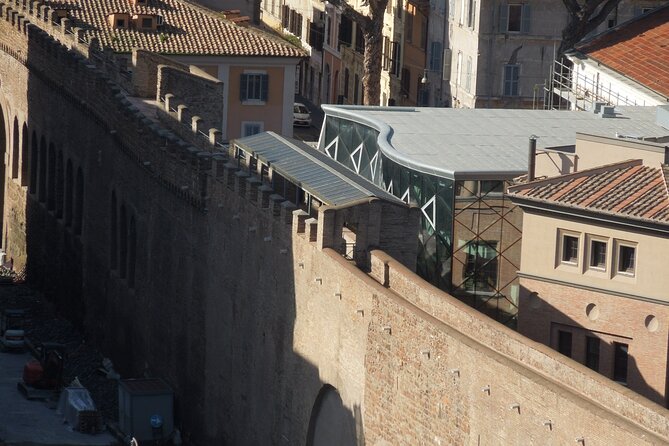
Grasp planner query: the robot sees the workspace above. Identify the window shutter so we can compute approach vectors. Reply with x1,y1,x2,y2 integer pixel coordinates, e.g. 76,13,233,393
442,48,452,81
498,4,508,31
240,74,248,101
261,74,269,101
521,4,531,33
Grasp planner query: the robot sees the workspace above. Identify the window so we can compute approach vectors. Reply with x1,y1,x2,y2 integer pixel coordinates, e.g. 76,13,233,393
613,342,628,383
617,244,635,275
465,56,472,92
406,11,413,43
507,4,522,31
419,16,427,49
429,41,442,71
557,330,572,358
141,17,153,28
503,64,519,96
242,122,263,137
500,3,530,33
343,69,349,98
395,0,402,19
240,73,268,102
355,25,364,53
585,336,600,371
456,51,462,86
561,234,579,264
354,74,360,104
590,240,607,269
463,241,498,293
401,67,411,95
391,41,401,76
467,0,475,27
459,0,466,24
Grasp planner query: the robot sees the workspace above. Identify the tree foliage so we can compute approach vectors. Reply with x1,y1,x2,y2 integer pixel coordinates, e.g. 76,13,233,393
327,0,389,105
559,0,623,55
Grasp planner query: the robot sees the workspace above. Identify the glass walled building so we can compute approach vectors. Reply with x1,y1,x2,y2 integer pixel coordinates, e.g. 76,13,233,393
317,105,667,326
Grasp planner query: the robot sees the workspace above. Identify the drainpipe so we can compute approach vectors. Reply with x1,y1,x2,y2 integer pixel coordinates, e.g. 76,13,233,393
528,136,537,181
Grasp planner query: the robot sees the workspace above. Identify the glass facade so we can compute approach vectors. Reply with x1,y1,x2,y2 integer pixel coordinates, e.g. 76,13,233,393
321,115,521,326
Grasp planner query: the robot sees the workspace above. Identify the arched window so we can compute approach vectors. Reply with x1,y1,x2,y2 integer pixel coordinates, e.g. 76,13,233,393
74,167,84,235
29,132,37,194
128,215,136,288
55,151,64,218
11,118,19,179
38,137,46,202
110,191,117,269
47,143,56,210
64,160,73,226
21,124,29,186
119,204,127,278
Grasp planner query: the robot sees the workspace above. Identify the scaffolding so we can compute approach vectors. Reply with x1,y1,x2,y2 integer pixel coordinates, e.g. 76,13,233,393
542,59,645,111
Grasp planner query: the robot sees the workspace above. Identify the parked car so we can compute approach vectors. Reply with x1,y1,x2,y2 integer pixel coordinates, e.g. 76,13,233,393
0,308,26,351
293,103,312,127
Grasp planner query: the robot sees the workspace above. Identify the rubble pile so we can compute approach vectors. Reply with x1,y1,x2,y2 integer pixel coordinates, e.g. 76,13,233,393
0,284,118,422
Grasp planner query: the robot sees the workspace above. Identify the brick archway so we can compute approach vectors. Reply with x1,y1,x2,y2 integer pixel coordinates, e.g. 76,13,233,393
306,385,357,446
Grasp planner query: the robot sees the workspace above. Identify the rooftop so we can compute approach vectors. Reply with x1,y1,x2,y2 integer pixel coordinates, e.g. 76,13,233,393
43,0,305,57
508,159,669,225
233,132,403,207
575,5,669,99
321,105,669,180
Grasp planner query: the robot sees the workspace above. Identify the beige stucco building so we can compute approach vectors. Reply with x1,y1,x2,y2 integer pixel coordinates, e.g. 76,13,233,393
509,131,669,406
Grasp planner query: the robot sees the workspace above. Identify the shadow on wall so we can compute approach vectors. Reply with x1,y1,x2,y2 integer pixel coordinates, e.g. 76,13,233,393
519,285,666,407
306,385,359,446
0,15,365,444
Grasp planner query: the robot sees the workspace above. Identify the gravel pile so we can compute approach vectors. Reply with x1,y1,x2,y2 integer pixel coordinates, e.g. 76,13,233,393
0,283,118,422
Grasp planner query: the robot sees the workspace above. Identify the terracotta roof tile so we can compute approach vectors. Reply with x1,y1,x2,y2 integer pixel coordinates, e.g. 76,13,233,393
576,6,669,99
43,0,305,57
509,160,669,224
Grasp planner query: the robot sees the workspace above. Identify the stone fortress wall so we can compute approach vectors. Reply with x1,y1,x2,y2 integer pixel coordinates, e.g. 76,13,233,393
0,1,668,444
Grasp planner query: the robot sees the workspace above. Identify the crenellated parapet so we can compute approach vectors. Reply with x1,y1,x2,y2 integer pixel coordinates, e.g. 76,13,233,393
0,0,221,210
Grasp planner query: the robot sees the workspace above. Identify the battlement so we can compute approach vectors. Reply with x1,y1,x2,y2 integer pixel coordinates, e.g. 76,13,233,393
0,0,223,210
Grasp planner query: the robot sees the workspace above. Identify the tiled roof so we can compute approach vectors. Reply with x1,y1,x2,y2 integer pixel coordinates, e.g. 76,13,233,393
576,6,669,99
43,0,305,57
508,160,669,223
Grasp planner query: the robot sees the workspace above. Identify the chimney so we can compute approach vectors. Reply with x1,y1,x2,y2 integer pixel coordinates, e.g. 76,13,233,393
528,136,537,182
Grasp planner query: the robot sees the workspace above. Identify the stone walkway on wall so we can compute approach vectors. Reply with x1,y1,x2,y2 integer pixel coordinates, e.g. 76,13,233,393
0,284,118,445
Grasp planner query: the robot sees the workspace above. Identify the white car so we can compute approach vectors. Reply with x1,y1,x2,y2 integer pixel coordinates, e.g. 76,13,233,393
293,103,312,127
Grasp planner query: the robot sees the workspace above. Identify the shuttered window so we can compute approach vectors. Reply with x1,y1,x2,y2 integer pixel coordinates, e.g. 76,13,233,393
429,41,442,71
503,64,519,96
240,74,269,102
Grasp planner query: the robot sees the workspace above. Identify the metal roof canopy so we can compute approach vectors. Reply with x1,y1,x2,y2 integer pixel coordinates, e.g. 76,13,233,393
321,105,669,180
233,132,402,207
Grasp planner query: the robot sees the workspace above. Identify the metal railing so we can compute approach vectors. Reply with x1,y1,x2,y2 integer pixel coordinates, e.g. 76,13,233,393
544,59,644,111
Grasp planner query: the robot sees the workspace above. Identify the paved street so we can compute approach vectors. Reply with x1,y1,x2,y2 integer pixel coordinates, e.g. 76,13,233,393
0,350,116,445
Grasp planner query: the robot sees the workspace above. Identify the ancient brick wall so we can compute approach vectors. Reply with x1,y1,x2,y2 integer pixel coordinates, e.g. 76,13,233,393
0,2,668,445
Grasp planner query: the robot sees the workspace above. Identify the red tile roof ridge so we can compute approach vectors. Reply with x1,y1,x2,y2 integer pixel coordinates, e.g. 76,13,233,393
507,159,643,194
578,164,645,208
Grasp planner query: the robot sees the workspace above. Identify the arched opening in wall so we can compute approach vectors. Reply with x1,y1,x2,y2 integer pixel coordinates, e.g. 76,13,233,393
21,124,29,186
38,137,46,202
306,385,357,446
110,191,117,270
55,151,64,218
47,143,56,211
29,132,37,193
0,105,6,240
73,167,83,235
64,159,73,226
119,204,127,279
128,215,136,288
11,118,19,179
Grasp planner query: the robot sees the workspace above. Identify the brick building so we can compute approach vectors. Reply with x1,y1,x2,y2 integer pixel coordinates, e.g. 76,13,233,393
509,133,669,406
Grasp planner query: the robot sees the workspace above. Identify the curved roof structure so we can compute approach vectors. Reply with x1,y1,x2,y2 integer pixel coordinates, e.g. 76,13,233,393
321,105,669,180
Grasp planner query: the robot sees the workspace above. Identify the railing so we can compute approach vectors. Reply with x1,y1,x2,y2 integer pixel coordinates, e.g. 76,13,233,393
544,59,644,111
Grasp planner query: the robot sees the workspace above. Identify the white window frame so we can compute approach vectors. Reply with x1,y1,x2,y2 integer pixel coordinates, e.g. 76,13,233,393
241,70,268,105
587,235,608,272
615,240,636,277
558,230,580,267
